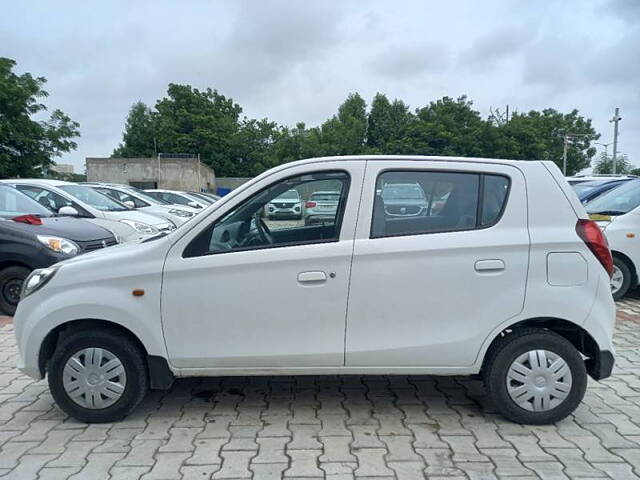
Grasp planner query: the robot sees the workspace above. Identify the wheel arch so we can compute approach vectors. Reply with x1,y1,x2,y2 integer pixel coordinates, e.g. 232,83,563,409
0,260,33,271
38,318,174,390
481,317,604,380
612,250,638,288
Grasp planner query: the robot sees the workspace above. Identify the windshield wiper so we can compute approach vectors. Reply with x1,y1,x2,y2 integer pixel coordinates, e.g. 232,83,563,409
587,210,626,216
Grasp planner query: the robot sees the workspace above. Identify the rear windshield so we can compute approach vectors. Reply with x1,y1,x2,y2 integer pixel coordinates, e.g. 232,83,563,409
59,185,129,212
0,187,53,218
586,180,640,216
382,184,426,200
310,192,340,201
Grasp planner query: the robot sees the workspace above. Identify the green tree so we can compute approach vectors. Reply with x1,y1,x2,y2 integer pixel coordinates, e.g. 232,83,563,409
397,96,487,156
112,101,156,157
366,93,413,153
496,109,598,175
593,152,632,174
232,118,281,176
154,84,243,177
320,93,367,155
0,57,80,178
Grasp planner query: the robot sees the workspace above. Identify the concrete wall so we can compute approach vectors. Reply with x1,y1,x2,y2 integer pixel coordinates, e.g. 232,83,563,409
215,177,252,190
86,157,216,192
51,163,74,174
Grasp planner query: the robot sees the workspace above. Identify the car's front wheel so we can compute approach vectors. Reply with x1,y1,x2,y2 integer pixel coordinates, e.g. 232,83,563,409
48,328,148,423
0,266,31,316
484,329,587,424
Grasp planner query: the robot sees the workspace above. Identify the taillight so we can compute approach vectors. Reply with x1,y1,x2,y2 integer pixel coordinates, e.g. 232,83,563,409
12,215,43,225
576,219,613,278
306,201,317,208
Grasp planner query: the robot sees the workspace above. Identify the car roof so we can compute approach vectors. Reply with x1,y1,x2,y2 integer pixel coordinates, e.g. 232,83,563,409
283,155,534,167
1,178,74,186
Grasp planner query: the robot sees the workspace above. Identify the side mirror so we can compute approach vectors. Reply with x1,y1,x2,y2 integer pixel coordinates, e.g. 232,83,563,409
58,206,79,216
124,200,135,209
188,201,201,208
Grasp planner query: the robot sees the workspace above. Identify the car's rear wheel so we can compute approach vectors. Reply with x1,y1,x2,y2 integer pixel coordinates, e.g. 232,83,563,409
48,328,148,423
484,329,587,424
0,266,31,316
611,257,631,300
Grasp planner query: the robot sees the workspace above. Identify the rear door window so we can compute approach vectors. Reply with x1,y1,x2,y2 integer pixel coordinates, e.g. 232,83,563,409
371,171,509,238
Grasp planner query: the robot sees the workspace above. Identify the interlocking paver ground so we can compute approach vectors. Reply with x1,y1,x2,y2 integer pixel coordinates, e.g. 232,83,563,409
3,292,640,479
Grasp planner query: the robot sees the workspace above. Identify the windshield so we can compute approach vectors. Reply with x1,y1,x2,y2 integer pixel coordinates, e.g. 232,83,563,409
586,180,640,216
0,186,54,218
126,186,171,205
189,192,213,204
59,185,129,212
311,192,340,202
573,182,601,195
382,184,426,200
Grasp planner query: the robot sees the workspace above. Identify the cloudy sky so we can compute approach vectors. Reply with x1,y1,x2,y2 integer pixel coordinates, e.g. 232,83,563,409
3,0,639,172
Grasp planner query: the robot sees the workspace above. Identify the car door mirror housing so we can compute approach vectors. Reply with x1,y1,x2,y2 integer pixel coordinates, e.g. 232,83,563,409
188,201,201,208
58,206,79,216
124,200,135,209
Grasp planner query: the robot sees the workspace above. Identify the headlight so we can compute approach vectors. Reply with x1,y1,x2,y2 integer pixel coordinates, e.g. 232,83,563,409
36,235,79,256
169,209,194,218
120,219,159,235
21,267,57,299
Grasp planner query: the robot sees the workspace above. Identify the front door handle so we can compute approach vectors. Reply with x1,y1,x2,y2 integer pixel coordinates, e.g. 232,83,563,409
298,271,327,283
475,259,505,272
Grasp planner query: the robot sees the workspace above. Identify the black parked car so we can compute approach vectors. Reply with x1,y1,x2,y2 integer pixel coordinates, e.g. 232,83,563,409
0,185,117,315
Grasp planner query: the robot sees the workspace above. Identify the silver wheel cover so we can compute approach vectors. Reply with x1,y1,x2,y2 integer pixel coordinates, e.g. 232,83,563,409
63,348,127,409
611,265,624,295
506,349,572,412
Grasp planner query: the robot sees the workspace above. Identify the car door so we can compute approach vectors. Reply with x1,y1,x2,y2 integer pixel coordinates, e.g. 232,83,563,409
346,160,529,367
161,162,365,369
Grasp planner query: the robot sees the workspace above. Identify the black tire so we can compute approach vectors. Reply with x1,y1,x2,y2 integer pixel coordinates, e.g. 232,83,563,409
0,266,31,316
612,256,631,300
48,328,148,423
484,329,587,425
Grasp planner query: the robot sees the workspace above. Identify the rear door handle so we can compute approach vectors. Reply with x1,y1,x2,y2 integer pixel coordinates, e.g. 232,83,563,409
475,259,505,272
297,271,327,283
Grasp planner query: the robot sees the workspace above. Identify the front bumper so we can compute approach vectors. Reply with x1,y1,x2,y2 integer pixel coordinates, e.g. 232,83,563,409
587,350,615,380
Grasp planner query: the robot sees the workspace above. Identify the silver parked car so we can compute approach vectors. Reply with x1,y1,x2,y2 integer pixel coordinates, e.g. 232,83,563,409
304,191,340,225
265,189,302,220
381,182,428,216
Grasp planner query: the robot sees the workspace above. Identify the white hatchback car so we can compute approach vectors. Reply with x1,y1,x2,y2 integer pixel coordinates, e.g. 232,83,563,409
586,179,640,299
14,156,615,425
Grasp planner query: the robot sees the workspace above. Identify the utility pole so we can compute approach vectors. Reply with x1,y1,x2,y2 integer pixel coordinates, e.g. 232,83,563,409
610,107,622,174
563,135,569,175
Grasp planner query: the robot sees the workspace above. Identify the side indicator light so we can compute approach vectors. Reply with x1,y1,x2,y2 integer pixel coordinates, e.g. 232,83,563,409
627,233,636,238
132,289,145,297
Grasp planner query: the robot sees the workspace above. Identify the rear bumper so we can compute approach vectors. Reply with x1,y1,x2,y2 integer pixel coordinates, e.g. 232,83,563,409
588,350,615,380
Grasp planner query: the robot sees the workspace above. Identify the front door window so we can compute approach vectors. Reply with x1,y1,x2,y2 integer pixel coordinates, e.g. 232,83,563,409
185,171,350,257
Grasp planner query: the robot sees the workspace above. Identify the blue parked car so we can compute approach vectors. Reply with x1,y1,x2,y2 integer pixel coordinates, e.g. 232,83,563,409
573,178,633,205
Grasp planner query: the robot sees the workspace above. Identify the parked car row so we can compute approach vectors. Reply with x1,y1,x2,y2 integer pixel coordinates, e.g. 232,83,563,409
0,179,218,314
567,175,640,300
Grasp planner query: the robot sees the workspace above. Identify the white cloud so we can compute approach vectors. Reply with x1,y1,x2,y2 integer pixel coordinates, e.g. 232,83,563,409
1,0,638,171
